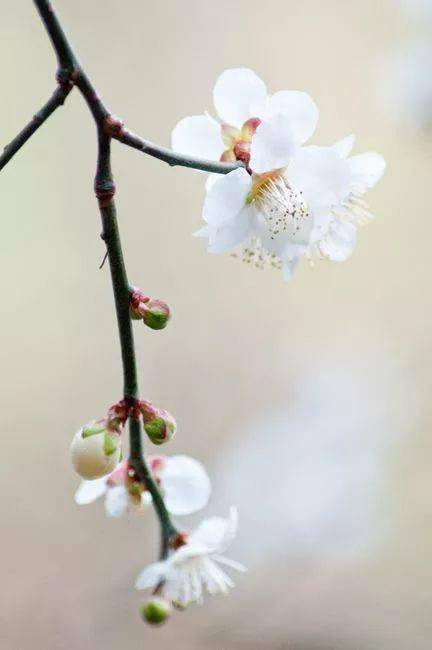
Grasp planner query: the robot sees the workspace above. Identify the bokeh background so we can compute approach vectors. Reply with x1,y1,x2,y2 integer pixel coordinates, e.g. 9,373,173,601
1,1,431,648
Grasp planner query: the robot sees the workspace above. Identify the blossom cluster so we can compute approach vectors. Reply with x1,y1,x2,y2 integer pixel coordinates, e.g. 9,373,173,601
172,68,386,280
70,390,243,624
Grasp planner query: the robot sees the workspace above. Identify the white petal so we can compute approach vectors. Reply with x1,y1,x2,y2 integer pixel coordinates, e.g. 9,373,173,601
289,147,351,210
205,173,220,192
171,115,224,160
203,167,251,227
207,206,254,254
249,113,296,174
332,134,355,159
348,152,386,191
135,561,168,590
104,485,128,518
212,554,247,572
282,256,300,281
161,455,211,516
267,90,318,144
193,225,210,238
191,507,238,553
213,68,268,127
319,220,357,262
74,477,107,505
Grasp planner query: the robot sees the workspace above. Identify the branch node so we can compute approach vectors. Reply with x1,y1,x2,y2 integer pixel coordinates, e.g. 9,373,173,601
104,115,125,138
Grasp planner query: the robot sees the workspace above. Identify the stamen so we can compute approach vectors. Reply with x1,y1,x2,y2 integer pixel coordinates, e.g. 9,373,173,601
256,176,310,241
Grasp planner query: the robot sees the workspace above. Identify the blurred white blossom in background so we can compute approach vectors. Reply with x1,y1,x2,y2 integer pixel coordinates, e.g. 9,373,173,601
214,347,418,567
380,0,432,130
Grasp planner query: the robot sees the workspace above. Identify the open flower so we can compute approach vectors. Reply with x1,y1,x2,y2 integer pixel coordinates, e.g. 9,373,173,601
172,67,385,280
135,507,245,608
308,135,386,266
74,455,211,518
172,67,318,171
195,134,385,280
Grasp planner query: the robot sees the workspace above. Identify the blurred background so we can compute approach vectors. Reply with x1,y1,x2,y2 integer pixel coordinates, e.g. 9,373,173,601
1,1,431,648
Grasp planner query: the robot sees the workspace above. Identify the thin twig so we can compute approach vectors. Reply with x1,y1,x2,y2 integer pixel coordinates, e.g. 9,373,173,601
0,82,72,172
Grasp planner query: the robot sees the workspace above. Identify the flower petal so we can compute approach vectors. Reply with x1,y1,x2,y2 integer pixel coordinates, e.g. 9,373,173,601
267,91,318,144
332,134,355,159
206,173,220,192
348,152,386,191
289,147,351,210
203,167,251,227
249,113,296,174
161,455,211,516
282,256,300,281
213,68,268,127
319,220,357,261
104,485,128,518
74,477,107,505
135,561,167,590
171,115,224,160
207,206,255,254
190,507,238,553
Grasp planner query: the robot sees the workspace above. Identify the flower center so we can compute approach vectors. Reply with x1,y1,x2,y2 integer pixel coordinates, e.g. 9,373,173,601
219,117,261,169
254,175,310,240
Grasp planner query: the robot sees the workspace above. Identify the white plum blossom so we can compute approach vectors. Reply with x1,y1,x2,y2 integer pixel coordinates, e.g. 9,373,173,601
135,507,245,608
172,68,385,280
74,454,211,518
172,67,318,167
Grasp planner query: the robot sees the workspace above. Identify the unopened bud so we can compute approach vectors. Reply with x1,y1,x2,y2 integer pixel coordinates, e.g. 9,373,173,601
140,400,176,445
130,289,170,330
142,298,170,330
140,597,171,625
70,421,121,479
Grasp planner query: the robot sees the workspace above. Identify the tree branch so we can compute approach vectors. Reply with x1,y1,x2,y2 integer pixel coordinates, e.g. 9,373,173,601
5,0,229,558
0,82,72,172
33,0,240,175
117,128,242,173
95,130,177,554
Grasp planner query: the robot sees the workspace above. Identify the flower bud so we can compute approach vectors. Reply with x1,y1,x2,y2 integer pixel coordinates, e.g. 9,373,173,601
142,299,170,331
140,597,171,625
130,289,170,330
70,421,121,479
139,400,177,445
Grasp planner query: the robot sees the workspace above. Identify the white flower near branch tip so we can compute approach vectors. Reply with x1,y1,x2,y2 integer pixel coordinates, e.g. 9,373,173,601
135,507,245,608
74,455,211,518
172,67,318,168
172,68,385,280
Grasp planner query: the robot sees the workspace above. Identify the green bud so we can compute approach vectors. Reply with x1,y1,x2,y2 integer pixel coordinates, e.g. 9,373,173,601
140,598,171,625
142,299,170,331
144,413,176,445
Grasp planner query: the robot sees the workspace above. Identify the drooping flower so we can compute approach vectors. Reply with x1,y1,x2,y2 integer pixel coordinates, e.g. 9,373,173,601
172,68,385,280
74,454,211,518
135,507,245,608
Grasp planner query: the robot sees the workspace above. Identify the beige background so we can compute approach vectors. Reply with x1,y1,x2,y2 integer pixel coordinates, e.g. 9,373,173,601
1,1,431,648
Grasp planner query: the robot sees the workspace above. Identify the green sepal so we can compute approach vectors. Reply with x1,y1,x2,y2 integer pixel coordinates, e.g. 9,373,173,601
103,432,119,456
82,424,106,438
